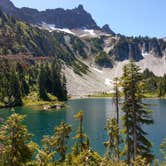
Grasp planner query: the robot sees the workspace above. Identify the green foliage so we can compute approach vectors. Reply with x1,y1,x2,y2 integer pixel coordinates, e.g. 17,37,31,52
52,122,72,161
142,69,166,97
36,136,55,166
0,59,67,107
38,64,49,100
0,109,165,165
0,10,90,68
0,113,37,166
68,149,102,166
160,138,166,162
0,62,23,107
121,61,154,164
95,51,113,68
104,118,122,161
73,111,89,153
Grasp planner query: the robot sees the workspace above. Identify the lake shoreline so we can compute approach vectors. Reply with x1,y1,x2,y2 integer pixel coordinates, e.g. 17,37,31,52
1,94,165,109
69,94,166,100
0,100,66,110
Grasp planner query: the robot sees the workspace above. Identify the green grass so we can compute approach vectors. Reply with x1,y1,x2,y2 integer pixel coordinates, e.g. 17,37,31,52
88,92,166,99
144,92,166,99
88,93,114,98
23,91,65,110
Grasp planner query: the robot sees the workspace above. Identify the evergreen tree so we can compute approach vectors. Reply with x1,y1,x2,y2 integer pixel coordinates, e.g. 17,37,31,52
38,64,49,100
73,111,89,153
158,78,166,98
121,61,154,164
9,71,23,106
44,63,52,93
0,113,36,166
36,136,55,166
51,122,72,161
112,77,121,159
50,61,67,101
104,118,121,162
37,122,72,164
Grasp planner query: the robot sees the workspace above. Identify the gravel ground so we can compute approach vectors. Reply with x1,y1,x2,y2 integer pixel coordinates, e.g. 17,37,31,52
64,54,166,97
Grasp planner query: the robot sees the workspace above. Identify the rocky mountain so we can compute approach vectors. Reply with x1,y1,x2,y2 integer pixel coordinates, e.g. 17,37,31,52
0,0,115,33
0,0,166,97
102,24,115,35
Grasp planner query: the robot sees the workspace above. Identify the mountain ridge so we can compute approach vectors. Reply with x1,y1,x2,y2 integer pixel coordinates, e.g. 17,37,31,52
0,0,115,34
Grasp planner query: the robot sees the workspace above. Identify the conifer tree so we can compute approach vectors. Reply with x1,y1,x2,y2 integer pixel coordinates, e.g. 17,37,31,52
112,77,121,159
36,136,55,166
73,111,89,153
121,61,154,164
104,118,121,162
38,64,49,100
9,71,23,106
0,113,36,166
52,122,72,161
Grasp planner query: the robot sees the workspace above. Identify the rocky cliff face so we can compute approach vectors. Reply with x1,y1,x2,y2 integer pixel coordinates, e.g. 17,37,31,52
0,1,100,29
107,36,166,62
102,24,115,35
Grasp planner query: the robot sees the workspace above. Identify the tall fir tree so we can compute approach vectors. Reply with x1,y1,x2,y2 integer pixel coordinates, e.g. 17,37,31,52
104,118,121,162
73,111,89,153
38,64,49,101
121,61,154,164
112,77,121,159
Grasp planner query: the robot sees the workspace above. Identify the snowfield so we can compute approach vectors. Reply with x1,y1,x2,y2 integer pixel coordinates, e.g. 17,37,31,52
38,23,110,38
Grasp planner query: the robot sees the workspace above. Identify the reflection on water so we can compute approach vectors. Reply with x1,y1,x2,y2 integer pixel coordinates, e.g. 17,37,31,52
0,98,165,159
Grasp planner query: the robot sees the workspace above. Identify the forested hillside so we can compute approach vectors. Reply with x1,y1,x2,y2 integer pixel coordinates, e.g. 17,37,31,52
0,56,67,108
0,9,89,65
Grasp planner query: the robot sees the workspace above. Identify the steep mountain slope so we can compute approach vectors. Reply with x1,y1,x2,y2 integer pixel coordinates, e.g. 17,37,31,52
0,10,90,64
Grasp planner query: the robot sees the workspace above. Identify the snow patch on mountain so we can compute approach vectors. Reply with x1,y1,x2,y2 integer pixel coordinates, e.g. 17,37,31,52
84,29,96,36
141,52,149,58
40,22,75,35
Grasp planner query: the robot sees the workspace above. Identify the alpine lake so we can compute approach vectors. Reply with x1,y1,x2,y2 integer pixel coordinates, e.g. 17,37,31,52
0,98,166,160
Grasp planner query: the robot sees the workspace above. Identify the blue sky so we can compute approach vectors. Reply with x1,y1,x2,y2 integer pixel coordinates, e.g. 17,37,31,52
11,0,166,38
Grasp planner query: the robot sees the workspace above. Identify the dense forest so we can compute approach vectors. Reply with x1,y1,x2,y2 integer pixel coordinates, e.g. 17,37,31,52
0,62,165,166
0,57,67,108
143,69,166,98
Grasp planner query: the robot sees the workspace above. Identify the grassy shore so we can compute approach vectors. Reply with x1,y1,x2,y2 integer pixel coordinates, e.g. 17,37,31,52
87,92,166,99
0,92,65,110
23,92,65,110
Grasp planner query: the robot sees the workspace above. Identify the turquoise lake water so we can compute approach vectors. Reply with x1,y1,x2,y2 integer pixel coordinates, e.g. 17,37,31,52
0,98,165,160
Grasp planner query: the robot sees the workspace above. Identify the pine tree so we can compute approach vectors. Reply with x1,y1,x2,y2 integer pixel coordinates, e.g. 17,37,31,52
36,136,55,166
0,113,37,166
37,122,72,164
121,61,154,164
73,111,89,153
112,77,121,159
9,71,23,106
45,63,52,93
158,78,166,98
38,64,49,100
104,118,121,162
51,122,72,161
50,60,67,101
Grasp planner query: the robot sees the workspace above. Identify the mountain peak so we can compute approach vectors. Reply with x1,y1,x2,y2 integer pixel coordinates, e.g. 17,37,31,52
77,4,84,10
0,0,16,11
102,24,115,35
